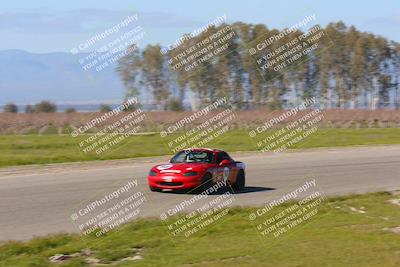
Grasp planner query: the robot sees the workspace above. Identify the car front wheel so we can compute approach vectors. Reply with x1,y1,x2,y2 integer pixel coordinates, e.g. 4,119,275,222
149,186,160,192
232,170,245,192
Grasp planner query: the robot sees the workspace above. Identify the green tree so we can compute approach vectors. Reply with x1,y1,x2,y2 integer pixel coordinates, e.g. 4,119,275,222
25,105,34,113
392,43,400,109
3,103,18,113
350,34,368,108
117,44,142,101
98,104,112,112
378,75,392,107
166,98,184,111
117,21,400,110
34,101,57,112
65,108,76,113
142,44,170,110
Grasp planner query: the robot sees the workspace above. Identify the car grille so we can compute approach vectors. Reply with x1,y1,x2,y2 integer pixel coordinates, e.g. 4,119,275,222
156,181,183,186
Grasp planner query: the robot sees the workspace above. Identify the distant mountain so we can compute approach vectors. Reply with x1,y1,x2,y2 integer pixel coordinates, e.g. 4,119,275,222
0,49,125,105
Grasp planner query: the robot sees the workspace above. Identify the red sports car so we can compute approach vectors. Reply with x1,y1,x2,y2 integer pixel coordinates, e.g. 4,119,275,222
147,148,245,192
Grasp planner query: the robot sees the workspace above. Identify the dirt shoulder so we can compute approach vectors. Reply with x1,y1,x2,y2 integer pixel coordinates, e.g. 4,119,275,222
1,144,399,177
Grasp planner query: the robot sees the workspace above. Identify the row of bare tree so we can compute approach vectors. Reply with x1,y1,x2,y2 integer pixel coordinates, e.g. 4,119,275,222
117,21,400,110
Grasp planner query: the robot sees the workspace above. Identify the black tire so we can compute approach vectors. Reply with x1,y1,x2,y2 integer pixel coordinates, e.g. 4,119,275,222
197,173,213,193
232,170,245,192
149,186,160,192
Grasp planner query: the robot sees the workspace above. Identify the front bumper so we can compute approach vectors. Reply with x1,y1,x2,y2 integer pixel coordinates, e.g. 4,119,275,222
148,174,203,190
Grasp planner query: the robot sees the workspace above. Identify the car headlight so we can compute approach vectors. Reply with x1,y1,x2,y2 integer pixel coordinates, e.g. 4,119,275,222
149,170,157,176
183,171,198,176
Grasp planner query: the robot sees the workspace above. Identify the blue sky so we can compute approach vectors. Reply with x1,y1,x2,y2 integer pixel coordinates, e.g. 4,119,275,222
1,0,399,53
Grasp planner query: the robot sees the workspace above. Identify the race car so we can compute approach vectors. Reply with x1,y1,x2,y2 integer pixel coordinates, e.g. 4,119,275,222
147,148,245,192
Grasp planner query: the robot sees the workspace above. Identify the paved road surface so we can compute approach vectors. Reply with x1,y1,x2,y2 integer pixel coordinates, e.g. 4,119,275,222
0,145,399,241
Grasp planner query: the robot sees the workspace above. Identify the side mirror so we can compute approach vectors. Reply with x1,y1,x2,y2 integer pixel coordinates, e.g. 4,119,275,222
219,159,230,166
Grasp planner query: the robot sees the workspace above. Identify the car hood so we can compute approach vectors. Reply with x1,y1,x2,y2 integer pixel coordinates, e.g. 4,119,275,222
153,162,211,174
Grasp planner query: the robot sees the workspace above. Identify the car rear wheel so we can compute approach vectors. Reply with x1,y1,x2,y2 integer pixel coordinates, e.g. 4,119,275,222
232,170,245,192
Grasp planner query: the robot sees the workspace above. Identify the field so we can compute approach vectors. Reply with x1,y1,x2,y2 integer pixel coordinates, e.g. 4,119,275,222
1,109,399,167
0,128,400,167
1,191,399,267
1,109,400,135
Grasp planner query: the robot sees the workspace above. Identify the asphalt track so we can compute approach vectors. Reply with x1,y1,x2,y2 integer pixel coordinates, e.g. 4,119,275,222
0,145,399,241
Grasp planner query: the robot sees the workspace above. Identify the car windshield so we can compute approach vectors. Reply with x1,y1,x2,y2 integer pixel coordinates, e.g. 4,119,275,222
170,150,214,163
